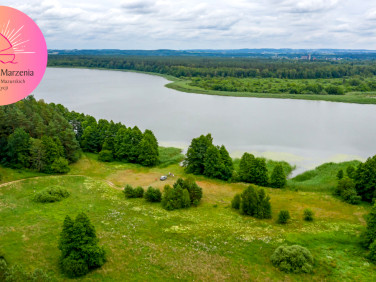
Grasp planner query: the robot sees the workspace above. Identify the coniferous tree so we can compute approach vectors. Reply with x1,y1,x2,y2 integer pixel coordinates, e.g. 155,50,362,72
337,169,344,180
219,145,234,180
138,130,159,166
6,128,30,168
173,177,203,205
128,126,143,163
185,134,213,174
182,189,191,208
203,145,223,179
58,213,106,278
114,127,131,160
80,125,100,153
250,158,269,187
240,185,272,219
41,136,64,173
239,153,255,182
362,203,376,249
346,165,356,179
270,164,287,188
355,155,376,202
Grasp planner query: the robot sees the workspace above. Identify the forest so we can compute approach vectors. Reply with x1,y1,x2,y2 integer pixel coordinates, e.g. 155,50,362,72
47,55,376,96
48,55,376,79
0,96,159,173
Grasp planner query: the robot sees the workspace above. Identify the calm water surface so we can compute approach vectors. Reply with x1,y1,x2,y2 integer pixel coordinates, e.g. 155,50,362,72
33,68,376,175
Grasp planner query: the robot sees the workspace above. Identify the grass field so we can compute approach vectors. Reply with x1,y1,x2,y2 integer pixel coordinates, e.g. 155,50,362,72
0,153,374,281
288,160,361,192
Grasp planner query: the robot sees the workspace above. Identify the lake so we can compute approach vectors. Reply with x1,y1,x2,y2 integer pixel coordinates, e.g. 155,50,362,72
33,68,376,175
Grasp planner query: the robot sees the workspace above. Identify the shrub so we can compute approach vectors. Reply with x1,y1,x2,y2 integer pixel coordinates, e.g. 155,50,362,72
346,165,356,179
335,177,360,204
0,257,51,282
342,187,361,204
231,194,241,209
240,185,272,219
162,178,203,210
161,185,183,210
336,169,344,180
33,186,70,203
0,258,6,282
303,209,314,221
61,256,88,278
59,213,106,278
182,189,191,208
134,187,144,198
51,157,70,174
173,177,203,205
144,187,162,202
355,155,376,202
123,185,135,198
362,203,376,248
277,210,290,224
271,245,314,273
367,241,376,262
98,150,113,162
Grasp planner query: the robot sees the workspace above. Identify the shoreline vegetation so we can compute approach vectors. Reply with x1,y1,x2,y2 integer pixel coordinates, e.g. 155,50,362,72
49,65,376,104
47,54,376,105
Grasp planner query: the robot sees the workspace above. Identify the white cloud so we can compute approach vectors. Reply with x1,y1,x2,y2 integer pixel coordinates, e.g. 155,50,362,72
1,0,375,49
278,0,340,13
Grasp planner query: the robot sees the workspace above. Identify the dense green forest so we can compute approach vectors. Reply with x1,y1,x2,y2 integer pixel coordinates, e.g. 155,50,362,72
48,55,376,96
189,76,376,94
0,96,159,173
48,55,376,79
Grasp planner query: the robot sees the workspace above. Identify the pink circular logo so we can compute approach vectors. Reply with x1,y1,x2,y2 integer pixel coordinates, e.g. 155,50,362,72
0,6,47,105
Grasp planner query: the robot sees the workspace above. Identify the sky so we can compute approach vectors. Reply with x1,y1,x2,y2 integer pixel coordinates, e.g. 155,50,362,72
2,0,376,50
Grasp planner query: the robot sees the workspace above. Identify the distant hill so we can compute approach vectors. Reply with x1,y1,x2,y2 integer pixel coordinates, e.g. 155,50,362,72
48,48,376,60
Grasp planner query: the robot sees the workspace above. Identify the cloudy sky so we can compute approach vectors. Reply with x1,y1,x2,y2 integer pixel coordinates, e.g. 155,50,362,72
3,0,376,50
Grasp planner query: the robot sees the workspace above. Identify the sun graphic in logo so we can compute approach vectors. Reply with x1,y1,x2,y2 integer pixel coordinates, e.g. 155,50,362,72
0,20,34,64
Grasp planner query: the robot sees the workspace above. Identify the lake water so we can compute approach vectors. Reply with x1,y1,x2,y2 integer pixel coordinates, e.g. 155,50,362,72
33,68,376,175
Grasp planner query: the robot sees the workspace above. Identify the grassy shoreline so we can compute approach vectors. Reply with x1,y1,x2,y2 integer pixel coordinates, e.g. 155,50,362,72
48,66,376,104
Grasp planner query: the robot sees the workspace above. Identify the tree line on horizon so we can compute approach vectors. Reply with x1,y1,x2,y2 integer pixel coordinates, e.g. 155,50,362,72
48,55,376,80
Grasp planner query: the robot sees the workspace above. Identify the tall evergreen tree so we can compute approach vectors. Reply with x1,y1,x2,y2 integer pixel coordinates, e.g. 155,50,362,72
362,203,376,248
270,164,287,188
219,145,234,180
138,131,159,166
355,155,376,202
6,128,30,168
114,127,131,160
185,134,213,174
240,185,272,219
58,213,106,278
29,138,46,172
41,136,64,171
80,125,100,153
239,152,255,182
203,145,223,179
128,126,143,163
250,158,269,187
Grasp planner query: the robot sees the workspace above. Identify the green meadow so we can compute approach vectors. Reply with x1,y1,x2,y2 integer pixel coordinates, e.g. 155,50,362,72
0,152,374,281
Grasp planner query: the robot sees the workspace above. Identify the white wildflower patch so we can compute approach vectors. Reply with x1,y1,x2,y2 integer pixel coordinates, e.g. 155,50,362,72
164,225,191,234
